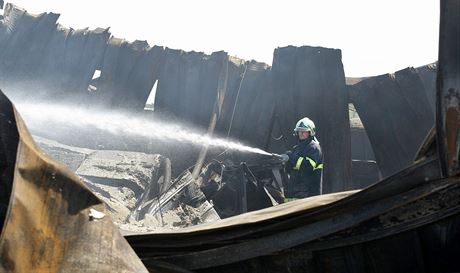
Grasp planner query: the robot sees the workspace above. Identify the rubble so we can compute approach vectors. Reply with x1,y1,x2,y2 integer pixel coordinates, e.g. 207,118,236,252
120,204,205,234
34,135,214,232
34,134,286,232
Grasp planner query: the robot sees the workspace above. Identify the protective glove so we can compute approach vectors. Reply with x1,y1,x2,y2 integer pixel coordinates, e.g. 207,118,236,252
279,153,290,163
285,150,294,164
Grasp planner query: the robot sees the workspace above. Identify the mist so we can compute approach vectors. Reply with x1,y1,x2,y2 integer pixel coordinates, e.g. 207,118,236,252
13,99,271,156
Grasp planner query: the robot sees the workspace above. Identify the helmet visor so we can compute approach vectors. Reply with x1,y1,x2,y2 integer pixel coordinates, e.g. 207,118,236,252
294,127,309,132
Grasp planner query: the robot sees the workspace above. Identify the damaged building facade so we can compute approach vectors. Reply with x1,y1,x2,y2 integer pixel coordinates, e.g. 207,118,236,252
0,4,436,190
0,1,459,272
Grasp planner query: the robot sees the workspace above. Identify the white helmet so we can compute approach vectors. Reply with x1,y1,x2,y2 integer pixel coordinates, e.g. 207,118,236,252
293,117,316,136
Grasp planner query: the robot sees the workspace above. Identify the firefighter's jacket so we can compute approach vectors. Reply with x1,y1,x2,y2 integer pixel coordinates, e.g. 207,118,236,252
286,136,323,198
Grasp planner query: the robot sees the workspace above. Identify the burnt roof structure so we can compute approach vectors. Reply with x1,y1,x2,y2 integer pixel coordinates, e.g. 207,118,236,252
0,3,353,192
0,0,458,272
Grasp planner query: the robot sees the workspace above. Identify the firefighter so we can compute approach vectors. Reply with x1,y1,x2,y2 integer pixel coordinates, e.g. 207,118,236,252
281,117,323,198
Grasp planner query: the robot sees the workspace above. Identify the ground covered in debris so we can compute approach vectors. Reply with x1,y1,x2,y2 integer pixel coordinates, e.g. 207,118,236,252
119,204,203,233
34,136,207,232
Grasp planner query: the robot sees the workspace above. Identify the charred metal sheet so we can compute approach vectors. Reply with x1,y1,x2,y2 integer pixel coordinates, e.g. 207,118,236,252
417,62,438,112
270,45,351,193
347,65,436,173
129,158,442,269
0,4,161,108
351,159,380,188
0,4,110,100
199,157,285,218
350,126,375,161
127,190,357,249
0,5,358,195
128,155,440,268
61,27,110,94
414,127,437,162
47,26,110,99
193,186,460,273
127,1,459,271
216,59,275,149
191,52,229,180
437,0,460,177
96,39,164,110
316,180,460,246
145,49,231,173
0,5,60,79
126,159,459,273
154,50,229,127
350,126,380,188
0,88,19,233
242,183,460,271
349,67,434,178
0,90,148,272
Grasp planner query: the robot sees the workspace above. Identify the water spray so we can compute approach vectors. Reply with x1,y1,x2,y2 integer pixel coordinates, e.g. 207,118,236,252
14,101,273,156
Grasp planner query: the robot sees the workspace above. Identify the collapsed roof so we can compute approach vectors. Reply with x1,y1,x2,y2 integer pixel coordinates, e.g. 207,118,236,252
0,1,459,272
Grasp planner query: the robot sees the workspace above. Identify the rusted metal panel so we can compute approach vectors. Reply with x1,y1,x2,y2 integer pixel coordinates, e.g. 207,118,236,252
0,90,148,272
437,0,460,177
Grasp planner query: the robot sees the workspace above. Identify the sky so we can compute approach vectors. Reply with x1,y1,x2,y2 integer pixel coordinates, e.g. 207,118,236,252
7,0,439,77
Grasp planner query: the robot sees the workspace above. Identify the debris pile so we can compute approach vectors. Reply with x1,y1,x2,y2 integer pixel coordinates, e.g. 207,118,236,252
35,135,285,233
35,136,211,232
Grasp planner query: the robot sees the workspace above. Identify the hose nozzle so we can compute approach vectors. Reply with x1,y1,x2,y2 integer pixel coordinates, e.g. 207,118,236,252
271,153,289,163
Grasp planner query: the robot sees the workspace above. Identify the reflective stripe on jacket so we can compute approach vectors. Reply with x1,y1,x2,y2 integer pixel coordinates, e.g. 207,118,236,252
287,136,323,198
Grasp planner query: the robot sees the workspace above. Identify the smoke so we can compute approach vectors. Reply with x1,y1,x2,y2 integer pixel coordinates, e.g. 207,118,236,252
14,101,271,156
